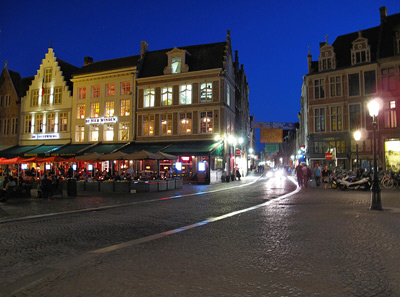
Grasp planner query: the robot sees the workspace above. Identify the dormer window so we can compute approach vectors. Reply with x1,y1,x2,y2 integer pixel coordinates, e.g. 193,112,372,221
171,57,181,74
164,47,189,75
318,42,336,71
351,31,370,65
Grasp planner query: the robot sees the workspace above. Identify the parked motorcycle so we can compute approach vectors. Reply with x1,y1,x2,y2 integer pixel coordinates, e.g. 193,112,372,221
338,171,371,191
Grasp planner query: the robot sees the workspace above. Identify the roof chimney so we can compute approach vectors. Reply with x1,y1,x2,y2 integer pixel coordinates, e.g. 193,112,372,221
380,6,387,23
141,41,149,58
84,56,93,66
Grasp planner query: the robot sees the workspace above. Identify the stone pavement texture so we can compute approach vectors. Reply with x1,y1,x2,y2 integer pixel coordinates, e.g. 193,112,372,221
2,173,400,296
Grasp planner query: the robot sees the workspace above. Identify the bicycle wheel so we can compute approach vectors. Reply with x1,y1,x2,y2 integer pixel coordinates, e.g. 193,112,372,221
383,178,394,189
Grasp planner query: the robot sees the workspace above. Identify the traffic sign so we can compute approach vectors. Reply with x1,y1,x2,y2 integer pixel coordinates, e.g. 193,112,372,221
325,153,333,160
235,149,241,155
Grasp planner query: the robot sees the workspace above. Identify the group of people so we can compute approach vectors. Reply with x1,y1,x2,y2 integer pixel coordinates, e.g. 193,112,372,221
295,162,331,189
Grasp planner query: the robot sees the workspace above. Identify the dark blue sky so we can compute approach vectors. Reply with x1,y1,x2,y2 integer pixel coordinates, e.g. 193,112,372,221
1,0,400,126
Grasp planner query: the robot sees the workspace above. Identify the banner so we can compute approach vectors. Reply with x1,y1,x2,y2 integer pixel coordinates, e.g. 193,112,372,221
264,143,279,153
252,121,294,130
260,128,283,143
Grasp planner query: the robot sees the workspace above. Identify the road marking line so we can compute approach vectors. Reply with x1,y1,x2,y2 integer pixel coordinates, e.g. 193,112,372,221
90,176,300,254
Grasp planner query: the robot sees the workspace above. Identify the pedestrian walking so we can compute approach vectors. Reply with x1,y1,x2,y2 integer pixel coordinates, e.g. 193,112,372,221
295,163,303,187
302,163,310,188
314,163,321,187
322,165,331,189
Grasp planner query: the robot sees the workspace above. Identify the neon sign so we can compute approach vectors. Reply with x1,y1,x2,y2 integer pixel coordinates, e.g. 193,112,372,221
85,117,118,124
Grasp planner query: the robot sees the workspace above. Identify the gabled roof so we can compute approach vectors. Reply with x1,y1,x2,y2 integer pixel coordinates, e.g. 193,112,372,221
332,26,380,68
19,76,34,98
139,41,227,78
309,9,400,73
74,55,141,76
55,58,79,92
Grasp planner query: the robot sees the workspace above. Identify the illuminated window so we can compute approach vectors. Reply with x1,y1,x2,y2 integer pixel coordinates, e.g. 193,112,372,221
161,114,172,135
104,101,114,117
42,88,50,105
11,118,18,135
227,84,231,106
104,124,114,141
120,99,130,116
77,104,85,119
200,83,212,102
59,112,68,132
78,87,86,99
179,84,192,104
31,90,39,106
47,113,56,133
119,122,129,141
105,83,115,96
162,87,173,106
200,111,213,133
144,88,155,108
91,102,100,118
54,87,62,104
89,124,99,142
44,67,52,83
120,81,131,95
171,57,181,74
329,76,341,97
91,85,100,98
143,115,154,136
179,113,192,134
24,115,32,134
75,125,85,142
384,101,397,128
314,108,325,132
314,79,325,99
35,114,43,133
330,106,342,131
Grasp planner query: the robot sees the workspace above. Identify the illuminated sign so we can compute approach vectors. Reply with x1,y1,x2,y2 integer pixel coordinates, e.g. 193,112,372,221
198,162,206,172
181,156,190,161
175,162,182,171
85,117,118,124
32,133,60,139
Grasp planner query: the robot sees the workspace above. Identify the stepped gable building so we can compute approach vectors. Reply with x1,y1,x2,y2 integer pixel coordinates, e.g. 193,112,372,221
0,61,33,151
11,48,79,158
304,7,400,171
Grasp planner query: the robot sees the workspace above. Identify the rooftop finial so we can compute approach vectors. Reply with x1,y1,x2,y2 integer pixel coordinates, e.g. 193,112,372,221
4,60,7,69
325,34,328,43
50,40,53,49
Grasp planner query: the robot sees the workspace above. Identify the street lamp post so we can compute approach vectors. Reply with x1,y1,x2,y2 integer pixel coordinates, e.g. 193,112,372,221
367,99,382,210
354,130,361,171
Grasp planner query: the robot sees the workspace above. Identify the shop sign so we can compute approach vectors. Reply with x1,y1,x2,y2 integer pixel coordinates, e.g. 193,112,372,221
85,117,118,124
32,133,59,139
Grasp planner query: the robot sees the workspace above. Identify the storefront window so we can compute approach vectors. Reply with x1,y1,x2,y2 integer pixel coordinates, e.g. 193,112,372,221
385,140,400,171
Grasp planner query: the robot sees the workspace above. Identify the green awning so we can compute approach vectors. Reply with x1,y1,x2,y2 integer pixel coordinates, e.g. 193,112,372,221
0,145,40,158
162,141,222,156
83,143,127,154
119,142,170,154
23,145,62,157
50,144,93,157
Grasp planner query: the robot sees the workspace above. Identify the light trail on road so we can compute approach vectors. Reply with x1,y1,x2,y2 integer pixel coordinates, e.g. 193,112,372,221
90,176,301,254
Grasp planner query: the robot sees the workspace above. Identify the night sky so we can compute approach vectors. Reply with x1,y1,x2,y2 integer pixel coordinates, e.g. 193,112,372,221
1,0,400,150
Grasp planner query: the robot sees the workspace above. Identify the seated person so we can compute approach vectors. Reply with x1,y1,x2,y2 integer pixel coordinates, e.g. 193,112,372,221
38,175,52,198
0,176,17,199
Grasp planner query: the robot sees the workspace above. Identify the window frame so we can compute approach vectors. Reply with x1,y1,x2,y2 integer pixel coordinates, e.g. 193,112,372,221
314,79,325,99
200,111,213,134
329,76,342,97
179,84,192,105
179,112,192,135
144,88,155,108
314,108,325,132
161,87,173,106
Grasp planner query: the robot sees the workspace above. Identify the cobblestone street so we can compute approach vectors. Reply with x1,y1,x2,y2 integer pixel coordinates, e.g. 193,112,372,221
1,175,400,296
